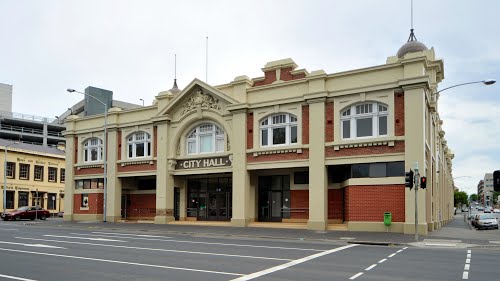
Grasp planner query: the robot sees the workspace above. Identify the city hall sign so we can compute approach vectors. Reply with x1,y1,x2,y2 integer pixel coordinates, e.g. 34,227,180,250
175,156,232,170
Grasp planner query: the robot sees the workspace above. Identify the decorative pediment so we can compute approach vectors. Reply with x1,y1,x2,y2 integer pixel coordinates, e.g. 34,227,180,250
156,78,239,118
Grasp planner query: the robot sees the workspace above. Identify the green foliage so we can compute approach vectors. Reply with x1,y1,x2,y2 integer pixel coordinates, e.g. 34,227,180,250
469,194,478,202
454,191,468,207
494,191,500,205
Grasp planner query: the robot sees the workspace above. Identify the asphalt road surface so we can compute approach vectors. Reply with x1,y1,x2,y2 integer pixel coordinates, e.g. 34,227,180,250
0,221,498,281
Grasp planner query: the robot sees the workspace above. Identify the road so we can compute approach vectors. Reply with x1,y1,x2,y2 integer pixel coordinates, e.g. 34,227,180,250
0,220,499,281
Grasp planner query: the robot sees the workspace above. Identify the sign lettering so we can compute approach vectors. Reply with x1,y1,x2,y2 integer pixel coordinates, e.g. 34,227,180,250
175,156,232,170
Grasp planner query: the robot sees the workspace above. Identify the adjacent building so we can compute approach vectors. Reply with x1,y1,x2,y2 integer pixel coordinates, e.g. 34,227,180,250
63,35,455,234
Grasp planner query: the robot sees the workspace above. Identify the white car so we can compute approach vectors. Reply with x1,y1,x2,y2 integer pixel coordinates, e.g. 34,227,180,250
494,209,500,213
485,207,493,213
475,213,499,230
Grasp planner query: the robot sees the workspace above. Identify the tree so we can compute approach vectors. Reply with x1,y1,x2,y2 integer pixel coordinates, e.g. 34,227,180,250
469,194,478,202
494,191,500,205
454,191,468,207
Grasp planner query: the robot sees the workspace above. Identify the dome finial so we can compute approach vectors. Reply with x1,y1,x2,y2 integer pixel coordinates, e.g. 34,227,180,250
396,0,428,58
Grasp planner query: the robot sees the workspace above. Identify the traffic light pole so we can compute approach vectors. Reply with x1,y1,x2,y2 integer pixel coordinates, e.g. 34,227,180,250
414,164,421,241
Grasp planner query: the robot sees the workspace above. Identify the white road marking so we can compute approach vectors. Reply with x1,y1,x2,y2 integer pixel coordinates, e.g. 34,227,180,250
44,235,125,242
403,247,408,250
365,264,377,271
349,272,364,280
463,250,471,279
464,264,470,271
378,258,387,264
467,250,471,254
424,243,456,247
230,244,357,281
339,237,355,240
77,232,325,252
0,241,65,249
0,247,242,276
0,273,37,281
465,258,470,264
467,254,471,258
397,249,403,253
462,271,469,279
0,229,18,231
87,232,171,239
388,253,396,257
16,237,290,261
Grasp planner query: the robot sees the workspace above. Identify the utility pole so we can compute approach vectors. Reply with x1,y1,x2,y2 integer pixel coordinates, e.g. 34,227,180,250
413,162,420,241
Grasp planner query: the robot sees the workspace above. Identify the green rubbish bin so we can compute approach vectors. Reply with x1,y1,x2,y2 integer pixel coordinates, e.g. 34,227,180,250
384,212,392,226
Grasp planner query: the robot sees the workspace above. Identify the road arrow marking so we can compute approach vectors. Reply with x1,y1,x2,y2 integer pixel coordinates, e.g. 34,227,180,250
43,235,125,242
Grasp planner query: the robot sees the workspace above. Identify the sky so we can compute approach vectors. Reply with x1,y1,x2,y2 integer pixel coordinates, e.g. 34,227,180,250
0,0,498,196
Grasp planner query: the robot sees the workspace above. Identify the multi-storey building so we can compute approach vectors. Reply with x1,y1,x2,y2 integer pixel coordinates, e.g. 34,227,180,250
63,35,455,234
482,173,493,206
477,179,484,203
1,139,65,215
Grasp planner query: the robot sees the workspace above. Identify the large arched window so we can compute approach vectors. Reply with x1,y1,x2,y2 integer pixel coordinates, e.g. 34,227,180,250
260,113,297,147
187,123,225,155
83,138,103,162
341,102,388,139
127,132,151,158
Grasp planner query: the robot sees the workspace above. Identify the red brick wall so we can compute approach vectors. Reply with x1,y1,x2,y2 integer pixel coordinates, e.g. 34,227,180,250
247,149,309,163
126,194,156,218
117,130,122,160
253,71,276,87
395,92,405,136
73,193,104,214
302,105,309,145
325,141,405,157
74,137,78,164
344,185,405,222
328,189,343,220
280,67,306,81
247,112,253,149
325,102,334,142
153,126,158,157
290,190,309,219
74,167,104,176
117,163,157,173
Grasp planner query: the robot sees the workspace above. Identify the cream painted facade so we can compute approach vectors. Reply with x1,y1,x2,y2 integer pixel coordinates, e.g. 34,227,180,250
63,47,455,234
1,142,66,215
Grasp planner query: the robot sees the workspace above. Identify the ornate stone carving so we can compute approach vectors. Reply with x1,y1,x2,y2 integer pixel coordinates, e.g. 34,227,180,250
168,159,177,171
227,137,231,151
181,88,221,116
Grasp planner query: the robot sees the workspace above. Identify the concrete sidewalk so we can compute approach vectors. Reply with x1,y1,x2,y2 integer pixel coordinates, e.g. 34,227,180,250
26,214,498,247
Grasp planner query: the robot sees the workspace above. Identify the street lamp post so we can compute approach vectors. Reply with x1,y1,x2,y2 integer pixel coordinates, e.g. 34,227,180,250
3,142,19,214
436,79,495,95
67,88,108,222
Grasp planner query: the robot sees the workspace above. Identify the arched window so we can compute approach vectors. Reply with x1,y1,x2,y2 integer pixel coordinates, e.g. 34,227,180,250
186,123,225,155
341,102,388,139
83,138,103,162
260,113,297,147
127,132,151,158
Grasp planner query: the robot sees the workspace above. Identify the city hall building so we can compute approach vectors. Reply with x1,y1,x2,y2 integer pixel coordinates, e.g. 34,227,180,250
63,40,455,234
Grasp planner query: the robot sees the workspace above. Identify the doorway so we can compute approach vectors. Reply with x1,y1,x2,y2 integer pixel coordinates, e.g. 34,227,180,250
187,177,232,221
174,188,180,221
258,175,290,222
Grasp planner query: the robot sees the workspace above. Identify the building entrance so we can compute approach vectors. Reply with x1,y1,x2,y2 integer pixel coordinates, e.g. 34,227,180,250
258,175,290,222
187,177,232,221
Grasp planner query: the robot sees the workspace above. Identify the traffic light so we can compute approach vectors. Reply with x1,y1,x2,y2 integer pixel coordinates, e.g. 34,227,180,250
405,170,414,189
494,170,500,192
420,177,427,189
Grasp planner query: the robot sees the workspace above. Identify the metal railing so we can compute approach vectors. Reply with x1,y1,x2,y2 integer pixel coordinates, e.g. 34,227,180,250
0,110,56,123
0,124,63,137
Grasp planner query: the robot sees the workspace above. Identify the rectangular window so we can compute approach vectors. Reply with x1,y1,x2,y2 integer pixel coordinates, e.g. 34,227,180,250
76,180,84,189
18,191,29,207
188,140,196,154
352,164,370,178
136,143,145,157
6,191,14,209
272,127,286,145
387,162,405,177
261,129,268,146
47,193,57,210
342,120,350,138
60,168,65,183
369,163,386,178
6,162,15,178
216,137,224,152
356,118,373,137
290,126,297,143
48,167,57,182
34,165,44,181
81,194,89,208
379,116,387,135
128,144,133,158
294,171,309,184
19,164,30,180
200,135,213,153
90,148,99,161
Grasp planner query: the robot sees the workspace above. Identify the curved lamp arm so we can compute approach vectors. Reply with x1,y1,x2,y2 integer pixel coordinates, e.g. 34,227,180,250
436,79,496,95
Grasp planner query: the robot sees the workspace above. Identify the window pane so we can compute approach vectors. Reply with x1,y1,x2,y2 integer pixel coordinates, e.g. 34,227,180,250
216,138,224,152
356,118,373,137
128,144,133,158
272,127,286,144
261,129,268,146
188,141,196,154
136,143,145,157
352,164,369,178
370,163,386,177
379,116,387,135
290,126,297,143
91,148,98,161
342,120,350,138
387,162,405,177
200,135,213,153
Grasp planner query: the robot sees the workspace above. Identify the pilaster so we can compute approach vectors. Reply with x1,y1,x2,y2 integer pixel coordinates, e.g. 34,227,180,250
105,128,121,222
231,109,250,227
155,122,175,223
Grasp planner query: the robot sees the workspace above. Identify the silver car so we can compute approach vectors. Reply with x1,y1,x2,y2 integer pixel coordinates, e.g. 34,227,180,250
476,213,499,230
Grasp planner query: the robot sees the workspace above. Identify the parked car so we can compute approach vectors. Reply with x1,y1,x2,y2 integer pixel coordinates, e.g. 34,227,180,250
477,207,484,212
1,206,50,221
485,206,493,213
475,213,499,230
494,209,500,214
